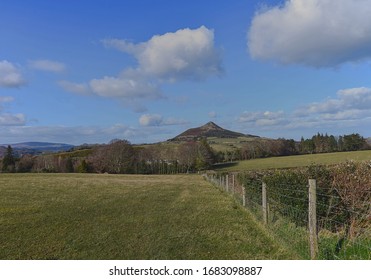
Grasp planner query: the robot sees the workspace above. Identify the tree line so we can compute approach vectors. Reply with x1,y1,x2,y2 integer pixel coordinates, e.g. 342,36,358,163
299,133,368,154
0,139,216,174
1,133,369,174
216,133,369,162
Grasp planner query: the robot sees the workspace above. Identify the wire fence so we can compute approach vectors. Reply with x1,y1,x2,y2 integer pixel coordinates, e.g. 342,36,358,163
203,172,370,260
315,187,370,260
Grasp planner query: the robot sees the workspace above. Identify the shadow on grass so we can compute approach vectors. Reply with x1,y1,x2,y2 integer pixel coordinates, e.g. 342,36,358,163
212,162,239,170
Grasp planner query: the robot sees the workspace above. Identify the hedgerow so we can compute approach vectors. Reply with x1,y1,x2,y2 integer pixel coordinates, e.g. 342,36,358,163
237,161,370,238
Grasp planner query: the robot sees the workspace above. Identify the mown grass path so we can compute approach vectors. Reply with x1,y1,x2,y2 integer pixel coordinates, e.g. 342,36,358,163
0,173,294,260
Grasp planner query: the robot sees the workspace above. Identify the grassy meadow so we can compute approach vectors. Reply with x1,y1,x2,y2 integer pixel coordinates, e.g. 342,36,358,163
214,150,371,172
0,173,294,260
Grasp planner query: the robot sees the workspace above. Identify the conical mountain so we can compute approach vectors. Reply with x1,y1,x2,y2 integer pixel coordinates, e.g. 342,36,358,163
171,121,257,141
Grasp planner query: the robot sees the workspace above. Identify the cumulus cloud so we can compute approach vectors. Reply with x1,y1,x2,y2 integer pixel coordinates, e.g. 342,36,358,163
298,87,371,116
248,0,371,67
238,111,287,126
139,114,163,126
89,74,161,100
0,113,26,126
103,26,223,81
139,114,187,127
28,59,66,73
58,80,90,95
102,38,137,54
238,87,371,133
320,109,367,121
59,70,161,104
60,26,222,111
0,95,25,126
0,60,26,88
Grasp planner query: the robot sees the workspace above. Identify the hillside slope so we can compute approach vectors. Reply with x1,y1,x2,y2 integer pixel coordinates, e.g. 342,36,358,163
170,121,258,141
0,142,74,157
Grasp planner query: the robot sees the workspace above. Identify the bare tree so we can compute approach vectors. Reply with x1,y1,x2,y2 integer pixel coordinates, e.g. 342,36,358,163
89,140,135,174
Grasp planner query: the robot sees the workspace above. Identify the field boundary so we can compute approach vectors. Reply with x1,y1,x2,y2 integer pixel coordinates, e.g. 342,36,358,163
204,171,371,260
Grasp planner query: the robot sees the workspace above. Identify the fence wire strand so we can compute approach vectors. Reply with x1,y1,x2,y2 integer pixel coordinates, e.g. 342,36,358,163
204,173,370,260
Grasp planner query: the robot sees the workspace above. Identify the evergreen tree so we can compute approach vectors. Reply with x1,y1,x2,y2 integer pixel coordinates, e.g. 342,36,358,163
299,137,315,154
77,159,88,173
329,135,338,152
66,158,74,173
338,136,344,151
342,133,366,151
2,145,16,172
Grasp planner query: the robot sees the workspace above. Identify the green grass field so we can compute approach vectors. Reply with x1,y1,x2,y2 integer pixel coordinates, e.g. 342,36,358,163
0,173,294,260
214,150,371,172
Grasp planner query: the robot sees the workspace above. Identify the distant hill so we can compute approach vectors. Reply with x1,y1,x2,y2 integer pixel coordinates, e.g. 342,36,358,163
170,121,259,141
0,142,75,157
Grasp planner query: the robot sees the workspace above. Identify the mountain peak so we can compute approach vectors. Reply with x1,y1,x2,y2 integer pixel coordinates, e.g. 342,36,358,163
201,121,223,130
170,122,256,141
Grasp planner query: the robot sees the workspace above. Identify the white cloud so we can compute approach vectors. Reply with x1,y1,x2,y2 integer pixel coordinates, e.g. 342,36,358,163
298,87,371,116
139,114,187,127
59,70,161,104
102,38,137,53
238,87,371,134
28,59,66,73
320,109,366,121
0,96,25,126
61,26,222,111
89,74,160,100
337,87,371,110
103,26,223,81
238,110,286,125
0,60,26,88
139,114,163,126
58,80,90,95
0,113,26,126
248,0,371,67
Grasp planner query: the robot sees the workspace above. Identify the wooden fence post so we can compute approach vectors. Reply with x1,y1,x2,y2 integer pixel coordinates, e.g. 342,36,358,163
242,186,246,207
231,174,235,194
308,179,318,260
226,175,229,193
262,182,268,225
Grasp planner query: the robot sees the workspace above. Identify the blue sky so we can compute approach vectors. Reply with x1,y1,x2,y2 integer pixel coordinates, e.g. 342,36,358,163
1,0,371,145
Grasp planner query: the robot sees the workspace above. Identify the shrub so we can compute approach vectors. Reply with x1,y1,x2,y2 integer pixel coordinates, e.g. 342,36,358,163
237,162,370,238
